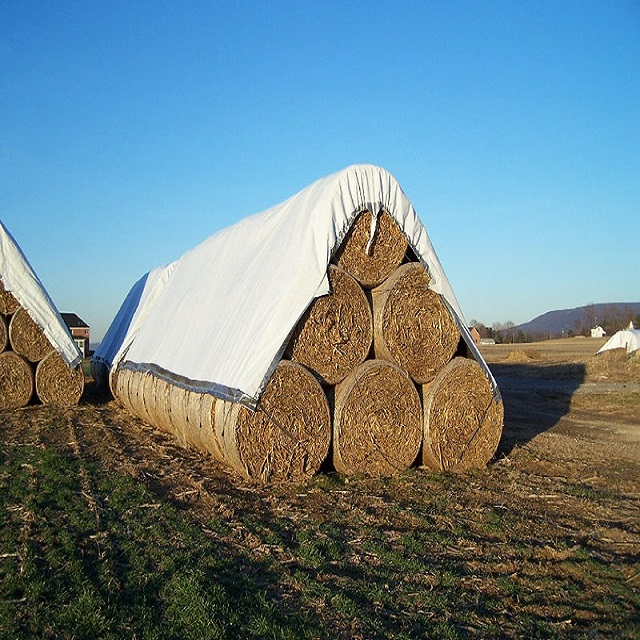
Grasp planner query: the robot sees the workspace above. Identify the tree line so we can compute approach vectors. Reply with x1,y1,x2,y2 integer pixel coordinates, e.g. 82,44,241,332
470,305,640,344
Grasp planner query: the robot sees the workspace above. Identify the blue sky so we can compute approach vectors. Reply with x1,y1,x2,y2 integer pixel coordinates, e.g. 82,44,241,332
1,1,638,342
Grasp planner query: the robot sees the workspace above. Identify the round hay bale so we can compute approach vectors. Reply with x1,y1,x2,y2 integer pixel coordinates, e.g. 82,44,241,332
35,350,84,406
0,315,7,352
0,351,34,409
0,282,19,315
372,262,460,384
287,265,372,384
9,307,53,362
333,359,422,476
422,357,503,472
214,360,331,483
333,209,408,288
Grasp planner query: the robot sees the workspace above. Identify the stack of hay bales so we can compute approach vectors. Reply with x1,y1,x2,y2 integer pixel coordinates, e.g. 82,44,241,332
95,165,502,482
0,223,84,410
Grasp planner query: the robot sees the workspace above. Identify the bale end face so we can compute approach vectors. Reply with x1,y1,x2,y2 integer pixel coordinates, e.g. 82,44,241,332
333,359,422,477
422,357,503,472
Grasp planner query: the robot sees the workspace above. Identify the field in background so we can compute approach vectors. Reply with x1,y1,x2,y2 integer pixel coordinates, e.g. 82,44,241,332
1,338,638,639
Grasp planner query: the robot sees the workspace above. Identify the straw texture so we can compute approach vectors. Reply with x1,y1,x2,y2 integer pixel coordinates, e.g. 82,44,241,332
333,359,422,476
0,282,19,315
287,265,372,384
333,210,408,288
372,262,460,384
0,315,7,352
9,307,53,362
422,357,503,471
214,360,331,483
35,350,84,406
0,351,34,410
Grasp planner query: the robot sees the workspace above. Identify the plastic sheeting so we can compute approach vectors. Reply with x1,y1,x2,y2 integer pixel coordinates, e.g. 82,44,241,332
597,328,640,355
94,164,496,406
0,220,82,368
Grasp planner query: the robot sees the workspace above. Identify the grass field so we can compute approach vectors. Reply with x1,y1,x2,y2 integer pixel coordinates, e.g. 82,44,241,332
1,338,639,639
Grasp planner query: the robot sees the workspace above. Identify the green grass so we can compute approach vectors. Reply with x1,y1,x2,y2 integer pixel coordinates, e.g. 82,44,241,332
1,439,639,640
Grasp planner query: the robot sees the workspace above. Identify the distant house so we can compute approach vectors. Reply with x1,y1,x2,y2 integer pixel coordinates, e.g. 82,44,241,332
61,312,90,357
468,327,481,345
479,338,496,345
591,325,606,338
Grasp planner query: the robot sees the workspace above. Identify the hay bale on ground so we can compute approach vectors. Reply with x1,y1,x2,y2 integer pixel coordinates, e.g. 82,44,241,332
214,360,331,483
333,210,408,288
0,315,7,352
35,350,84,406
422,357,503,472
333,359,422,476
287,265,372,384
0,282,19,316
9,307,53,362
0,351,34,409
371,262,460,384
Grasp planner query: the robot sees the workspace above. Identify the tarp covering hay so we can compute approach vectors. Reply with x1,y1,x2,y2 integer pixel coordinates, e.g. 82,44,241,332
0,221,83,409
94,164,501,482
0,351,34,410
422,357,504,472
287,265,372,385
333,359,422,476
333,209,408,288
371,262,460,384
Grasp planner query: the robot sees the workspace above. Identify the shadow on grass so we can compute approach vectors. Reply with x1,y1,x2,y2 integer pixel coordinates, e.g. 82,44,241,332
490,362,587,456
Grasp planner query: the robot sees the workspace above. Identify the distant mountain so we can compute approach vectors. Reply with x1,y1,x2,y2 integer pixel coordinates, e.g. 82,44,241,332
514,302,640,337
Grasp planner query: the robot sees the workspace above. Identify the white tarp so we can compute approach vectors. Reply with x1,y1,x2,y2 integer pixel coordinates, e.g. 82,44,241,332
0,220,82,368
597,327,640,355
94,164,496,406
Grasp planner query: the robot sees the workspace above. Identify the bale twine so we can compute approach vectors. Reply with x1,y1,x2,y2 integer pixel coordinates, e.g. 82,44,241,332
0,282,20,315
9,307,53,362
333,359,422,477
333,210,408,288
214,360,331,483
421,357,503,472
0,351,34,410
35,350,84,406
0,315,7,352
371,262,460,384
287,265,372,384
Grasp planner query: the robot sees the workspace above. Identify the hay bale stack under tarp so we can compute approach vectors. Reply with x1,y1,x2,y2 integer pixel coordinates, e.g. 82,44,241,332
9,307,54,362
0,222,83,410
422,357,503,472
287,265,372,385
371,262,460,384
333,359,422,476
94,165,501,482
214,360,331,483
333,209,408,288
0,351,34,410
35,350,85,407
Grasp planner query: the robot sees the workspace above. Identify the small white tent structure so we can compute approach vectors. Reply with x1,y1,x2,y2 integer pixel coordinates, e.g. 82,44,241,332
597,322,640,356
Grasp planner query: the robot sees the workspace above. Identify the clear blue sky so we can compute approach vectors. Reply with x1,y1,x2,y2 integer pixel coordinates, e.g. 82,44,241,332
2,1,638,342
